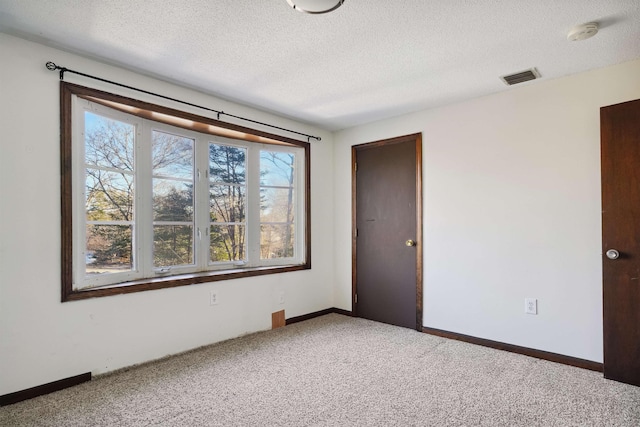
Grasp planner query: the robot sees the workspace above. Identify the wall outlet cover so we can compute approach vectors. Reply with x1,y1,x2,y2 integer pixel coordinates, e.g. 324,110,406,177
210,291,219,306
525,298,537,315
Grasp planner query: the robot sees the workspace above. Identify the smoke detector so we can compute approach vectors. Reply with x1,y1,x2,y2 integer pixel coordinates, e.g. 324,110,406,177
567,22,599,41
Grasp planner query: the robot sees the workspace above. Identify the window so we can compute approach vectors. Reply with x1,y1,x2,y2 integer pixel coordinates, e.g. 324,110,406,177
61,83,310,301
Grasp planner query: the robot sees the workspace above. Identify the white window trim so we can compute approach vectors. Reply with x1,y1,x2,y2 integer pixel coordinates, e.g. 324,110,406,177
71,95,306,292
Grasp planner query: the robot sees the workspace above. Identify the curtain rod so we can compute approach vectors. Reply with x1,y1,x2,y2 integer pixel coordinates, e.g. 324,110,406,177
45,61,321,143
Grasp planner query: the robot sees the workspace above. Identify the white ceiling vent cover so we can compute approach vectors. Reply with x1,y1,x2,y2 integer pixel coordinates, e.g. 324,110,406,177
500,68,541,86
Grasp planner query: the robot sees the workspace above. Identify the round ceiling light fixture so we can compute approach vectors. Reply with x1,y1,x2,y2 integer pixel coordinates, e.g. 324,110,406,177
567,22,599,41
286,0,345,14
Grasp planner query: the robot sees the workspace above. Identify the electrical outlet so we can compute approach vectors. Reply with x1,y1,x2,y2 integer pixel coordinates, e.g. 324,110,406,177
278,291,285,305
525,298,537,315
210,291,219,306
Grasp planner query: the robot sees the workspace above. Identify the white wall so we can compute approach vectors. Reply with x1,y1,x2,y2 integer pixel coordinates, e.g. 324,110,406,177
334,59,640,363
3,31,639,397
0,34,335,395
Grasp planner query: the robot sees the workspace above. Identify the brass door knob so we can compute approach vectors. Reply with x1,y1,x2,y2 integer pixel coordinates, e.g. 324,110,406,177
405,239,416,247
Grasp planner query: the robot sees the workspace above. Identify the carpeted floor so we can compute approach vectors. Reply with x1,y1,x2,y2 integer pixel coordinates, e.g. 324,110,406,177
2,314,639,426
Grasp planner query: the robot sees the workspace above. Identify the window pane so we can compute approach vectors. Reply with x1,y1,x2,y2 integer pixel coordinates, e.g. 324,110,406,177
260,224,294,259
209,144,246,184
67,85,310,298
152,131,194,179
86,169,134,221
210,185,246,223
85,112,135,171
153,225,194,267
153,179,194,221
260,188,294,223
260,151,294,187
85,224,133,274
210,225,245,263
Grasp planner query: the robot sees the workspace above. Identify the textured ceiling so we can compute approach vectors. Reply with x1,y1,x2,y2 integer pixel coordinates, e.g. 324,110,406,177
1,1,639,131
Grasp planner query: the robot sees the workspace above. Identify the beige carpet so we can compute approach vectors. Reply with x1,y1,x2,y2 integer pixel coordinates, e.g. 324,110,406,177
2,314,639,426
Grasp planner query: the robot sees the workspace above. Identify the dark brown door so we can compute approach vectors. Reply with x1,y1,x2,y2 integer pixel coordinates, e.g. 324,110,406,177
353,134,422,330
601,98,640,387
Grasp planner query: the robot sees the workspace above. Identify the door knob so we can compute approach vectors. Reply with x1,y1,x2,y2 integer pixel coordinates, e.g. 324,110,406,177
405,239,416,247
606,249,620,260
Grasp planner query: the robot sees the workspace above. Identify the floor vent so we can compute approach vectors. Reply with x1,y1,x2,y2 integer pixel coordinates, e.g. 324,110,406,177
500,68,540,86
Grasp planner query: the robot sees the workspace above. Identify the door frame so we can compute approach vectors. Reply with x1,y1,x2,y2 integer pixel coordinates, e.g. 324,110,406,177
351,133,423,331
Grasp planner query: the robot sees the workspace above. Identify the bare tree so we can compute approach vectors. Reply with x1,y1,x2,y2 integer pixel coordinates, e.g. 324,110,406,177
260,152,295,258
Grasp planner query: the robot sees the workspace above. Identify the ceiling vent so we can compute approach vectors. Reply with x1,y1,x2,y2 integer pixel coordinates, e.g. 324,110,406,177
500,68,541,86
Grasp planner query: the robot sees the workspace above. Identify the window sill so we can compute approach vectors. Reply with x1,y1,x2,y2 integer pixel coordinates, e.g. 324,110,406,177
63,263,310,302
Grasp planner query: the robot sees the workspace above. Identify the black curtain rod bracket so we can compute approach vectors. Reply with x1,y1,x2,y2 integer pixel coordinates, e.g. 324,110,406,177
45,61,321,142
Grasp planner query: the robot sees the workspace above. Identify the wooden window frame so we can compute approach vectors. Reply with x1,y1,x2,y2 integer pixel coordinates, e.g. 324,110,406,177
61,82,311,302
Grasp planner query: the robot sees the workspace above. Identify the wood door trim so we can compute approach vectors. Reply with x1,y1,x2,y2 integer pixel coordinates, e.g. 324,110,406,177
351,133,423,330
415,135,423,330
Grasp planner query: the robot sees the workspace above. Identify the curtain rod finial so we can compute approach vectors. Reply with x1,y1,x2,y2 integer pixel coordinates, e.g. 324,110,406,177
45,61,66,80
